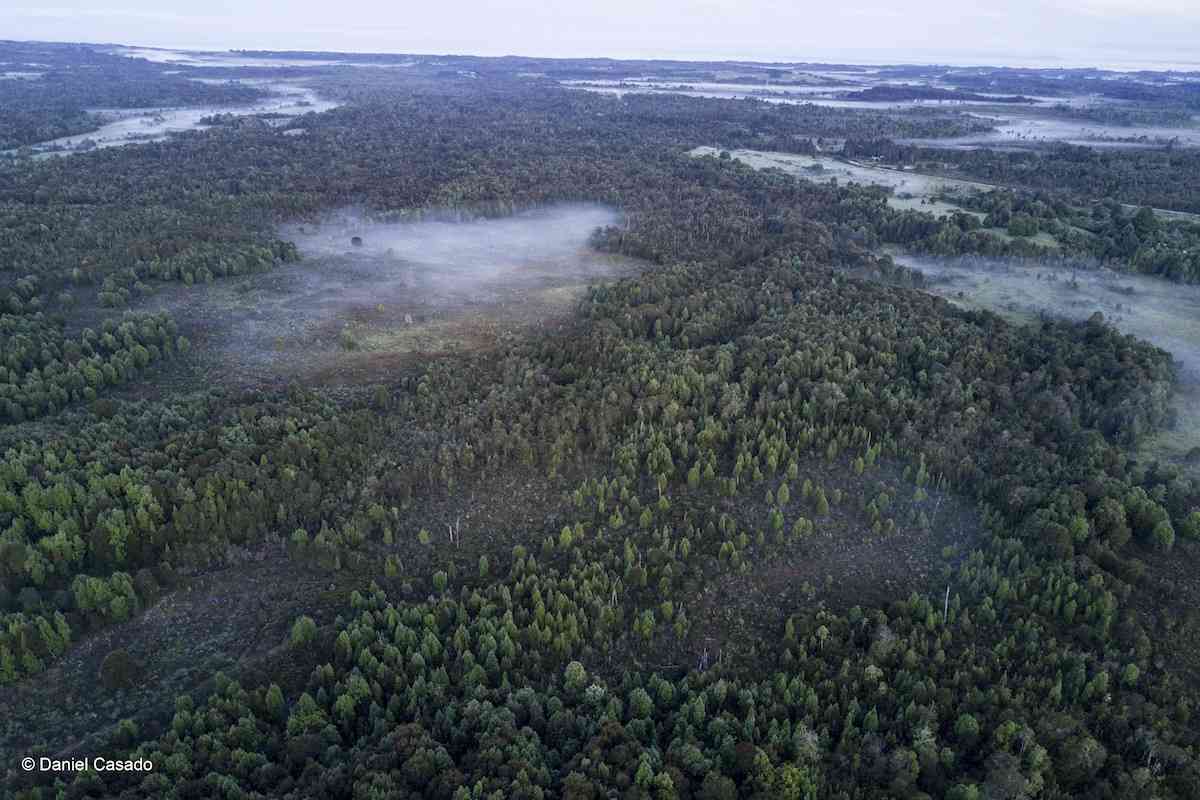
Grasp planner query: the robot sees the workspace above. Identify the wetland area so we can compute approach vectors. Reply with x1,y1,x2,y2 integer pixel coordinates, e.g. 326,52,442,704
571,72,1200,149
9,80,337,157
137,204,643,386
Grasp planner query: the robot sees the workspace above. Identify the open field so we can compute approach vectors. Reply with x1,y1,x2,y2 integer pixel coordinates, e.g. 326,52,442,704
134,204,643,387
691,146,989,215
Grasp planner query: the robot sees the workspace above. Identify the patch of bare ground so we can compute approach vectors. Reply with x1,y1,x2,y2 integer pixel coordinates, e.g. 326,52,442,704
0,553,359,766
127,263,629,393
649,456,982,675
123,204,645,391
300,300,587,388
359,461,609,595
1125,539,1200,684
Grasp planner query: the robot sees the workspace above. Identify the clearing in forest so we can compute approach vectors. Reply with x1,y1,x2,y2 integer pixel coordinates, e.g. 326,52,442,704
140,204,644,386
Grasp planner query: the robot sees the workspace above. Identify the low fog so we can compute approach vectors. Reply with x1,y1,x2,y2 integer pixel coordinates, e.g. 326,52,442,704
895,254,1200,469
142,204,639,384
282,205,626,302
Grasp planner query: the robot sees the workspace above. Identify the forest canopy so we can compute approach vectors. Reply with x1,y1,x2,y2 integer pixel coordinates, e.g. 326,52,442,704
2,41,1200,800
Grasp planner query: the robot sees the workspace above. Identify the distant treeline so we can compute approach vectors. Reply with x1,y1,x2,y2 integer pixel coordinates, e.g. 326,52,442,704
839,86,1034,104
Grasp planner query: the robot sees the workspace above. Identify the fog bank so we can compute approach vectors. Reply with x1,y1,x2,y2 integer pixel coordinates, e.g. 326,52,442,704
141,204,640,385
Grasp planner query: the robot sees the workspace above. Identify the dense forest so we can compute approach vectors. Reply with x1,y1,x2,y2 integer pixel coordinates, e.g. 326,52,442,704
836,86,1033,104
2,41,1200,799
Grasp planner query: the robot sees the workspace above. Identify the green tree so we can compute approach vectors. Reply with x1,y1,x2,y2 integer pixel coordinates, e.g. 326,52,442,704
291,615,317,647
564,660,588,693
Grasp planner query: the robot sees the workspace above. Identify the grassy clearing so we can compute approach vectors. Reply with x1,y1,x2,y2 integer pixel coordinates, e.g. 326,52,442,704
130,207,645,388
690,146,992,216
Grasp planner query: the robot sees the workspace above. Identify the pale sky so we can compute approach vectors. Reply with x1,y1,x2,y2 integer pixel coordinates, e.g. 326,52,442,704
4,1,1199,69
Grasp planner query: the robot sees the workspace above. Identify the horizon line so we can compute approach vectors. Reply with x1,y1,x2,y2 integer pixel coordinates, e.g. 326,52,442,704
12,37,1200,74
